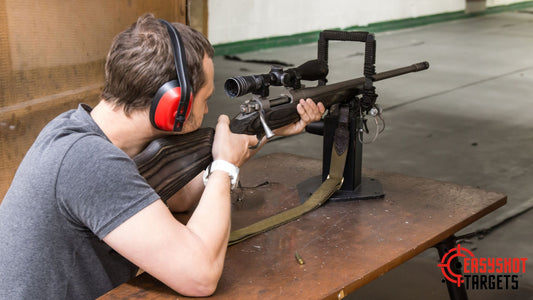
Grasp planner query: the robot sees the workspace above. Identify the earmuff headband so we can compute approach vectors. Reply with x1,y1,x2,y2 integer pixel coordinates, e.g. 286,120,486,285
158,19,192,132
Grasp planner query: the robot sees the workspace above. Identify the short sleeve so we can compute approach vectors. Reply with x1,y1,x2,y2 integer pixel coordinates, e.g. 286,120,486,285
56,135,160,239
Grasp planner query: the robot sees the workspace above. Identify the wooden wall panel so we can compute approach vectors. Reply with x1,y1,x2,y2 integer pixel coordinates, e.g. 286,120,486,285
0,0,187,201
189,0,209,38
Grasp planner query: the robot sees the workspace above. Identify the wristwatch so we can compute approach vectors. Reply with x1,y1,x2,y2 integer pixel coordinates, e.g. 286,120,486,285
203,160,240,190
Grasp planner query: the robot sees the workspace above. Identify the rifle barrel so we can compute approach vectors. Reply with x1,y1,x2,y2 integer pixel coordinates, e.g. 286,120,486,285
290,61,429,105
373,61,429,81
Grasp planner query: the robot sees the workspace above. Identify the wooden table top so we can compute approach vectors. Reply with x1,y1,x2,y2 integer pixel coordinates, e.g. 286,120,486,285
99,153,506,300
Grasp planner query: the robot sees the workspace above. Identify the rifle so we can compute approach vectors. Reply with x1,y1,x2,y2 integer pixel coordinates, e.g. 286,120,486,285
226,60,429,140
135,30,430,203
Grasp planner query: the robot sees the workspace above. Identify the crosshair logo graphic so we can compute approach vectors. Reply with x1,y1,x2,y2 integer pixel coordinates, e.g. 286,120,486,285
438,244,475,287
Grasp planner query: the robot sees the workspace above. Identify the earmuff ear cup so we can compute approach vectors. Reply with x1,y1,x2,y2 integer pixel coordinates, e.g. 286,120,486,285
150,80,194,131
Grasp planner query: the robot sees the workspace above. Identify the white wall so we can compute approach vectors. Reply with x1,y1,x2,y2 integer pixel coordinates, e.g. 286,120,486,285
207,0,527,45
487,0,522,5
207,0,464,44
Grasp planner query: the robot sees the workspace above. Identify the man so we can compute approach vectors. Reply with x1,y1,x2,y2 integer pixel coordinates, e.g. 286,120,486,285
0,14,324,299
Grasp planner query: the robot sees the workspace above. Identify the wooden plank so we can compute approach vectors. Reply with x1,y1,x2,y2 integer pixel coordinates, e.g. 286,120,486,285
100,153,507,299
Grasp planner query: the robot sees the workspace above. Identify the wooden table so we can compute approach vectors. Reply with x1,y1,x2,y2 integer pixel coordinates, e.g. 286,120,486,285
100,153,506,300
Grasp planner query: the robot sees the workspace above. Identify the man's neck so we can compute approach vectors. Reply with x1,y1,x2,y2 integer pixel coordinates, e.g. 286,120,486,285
90,100,156,157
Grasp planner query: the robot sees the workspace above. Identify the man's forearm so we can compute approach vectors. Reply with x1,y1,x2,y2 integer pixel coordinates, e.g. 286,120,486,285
185,171,232,278
166,172,205,212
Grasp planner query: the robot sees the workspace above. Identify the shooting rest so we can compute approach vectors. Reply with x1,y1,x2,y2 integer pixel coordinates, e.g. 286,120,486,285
100,153,506,300
306,30,384,201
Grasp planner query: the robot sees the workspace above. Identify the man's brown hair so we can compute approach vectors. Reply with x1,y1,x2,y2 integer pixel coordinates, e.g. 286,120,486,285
101,13,214,114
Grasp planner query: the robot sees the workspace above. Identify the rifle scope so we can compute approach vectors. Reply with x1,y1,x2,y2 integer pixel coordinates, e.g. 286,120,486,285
224,73,273,98
224,59,329,98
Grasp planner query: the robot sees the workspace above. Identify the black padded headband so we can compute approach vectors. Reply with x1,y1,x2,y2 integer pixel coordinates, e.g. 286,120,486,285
158,19,192,131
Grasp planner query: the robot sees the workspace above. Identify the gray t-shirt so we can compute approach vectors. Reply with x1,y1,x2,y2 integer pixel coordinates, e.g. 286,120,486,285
0,104,160,299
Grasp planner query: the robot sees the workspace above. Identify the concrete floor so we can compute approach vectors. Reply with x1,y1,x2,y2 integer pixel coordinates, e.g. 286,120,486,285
206,9,533,299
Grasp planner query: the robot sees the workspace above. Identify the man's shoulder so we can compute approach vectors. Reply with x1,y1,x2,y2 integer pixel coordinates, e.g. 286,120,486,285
33,104,108,153
42,104,103,138
13,104,113,183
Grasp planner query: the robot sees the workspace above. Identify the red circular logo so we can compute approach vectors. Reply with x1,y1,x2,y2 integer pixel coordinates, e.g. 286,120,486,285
438,244,475,287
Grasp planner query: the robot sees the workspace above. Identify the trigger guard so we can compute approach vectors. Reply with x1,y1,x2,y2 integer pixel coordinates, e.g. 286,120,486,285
248,135,264,150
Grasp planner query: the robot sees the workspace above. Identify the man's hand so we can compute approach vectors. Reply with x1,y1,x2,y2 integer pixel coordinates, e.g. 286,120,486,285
212,115,258,167
273,98,325,136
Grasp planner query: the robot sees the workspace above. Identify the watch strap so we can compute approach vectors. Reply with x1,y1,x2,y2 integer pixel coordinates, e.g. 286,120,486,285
203,160,239,189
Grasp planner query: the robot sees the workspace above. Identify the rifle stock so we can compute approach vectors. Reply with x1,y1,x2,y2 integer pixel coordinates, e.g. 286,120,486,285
134,127,214,202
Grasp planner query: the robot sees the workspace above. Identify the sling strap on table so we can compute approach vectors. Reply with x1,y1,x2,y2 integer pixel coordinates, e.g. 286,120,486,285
228,106,350,246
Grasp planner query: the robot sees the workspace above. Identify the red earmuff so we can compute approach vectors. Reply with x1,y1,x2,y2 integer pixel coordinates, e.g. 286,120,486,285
150,19,193,132
150,81,193,131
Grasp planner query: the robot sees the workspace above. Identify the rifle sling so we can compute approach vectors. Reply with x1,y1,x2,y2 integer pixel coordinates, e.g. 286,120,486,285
228,149,346,245
228,107,349,246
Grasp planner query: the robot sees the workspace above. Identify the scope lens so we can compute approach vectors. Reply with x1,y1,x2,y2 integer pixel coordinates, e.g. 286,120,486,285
224,78,241,97
224,76,258,97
